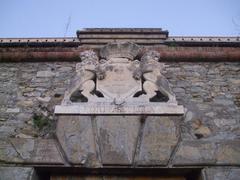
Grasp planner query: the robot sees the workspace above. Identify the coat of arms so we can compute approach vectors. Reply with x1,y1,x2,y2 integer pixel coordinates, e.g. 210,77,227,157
55,42,184,115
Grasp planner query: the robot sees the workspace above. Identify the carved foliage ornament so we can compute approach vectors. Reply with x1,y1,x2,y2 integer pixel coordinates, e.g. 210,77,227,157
55,42,184,115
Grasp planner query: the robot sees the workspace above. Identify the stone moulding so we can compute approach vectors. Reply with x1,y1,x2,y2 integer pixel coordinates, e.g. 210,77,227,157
54,42,184,115
54,102,184,115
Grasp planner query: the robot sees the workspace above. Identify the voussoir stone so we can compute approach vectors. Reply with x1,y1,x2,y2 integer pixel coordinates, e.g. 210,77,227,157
0,139,23,163
216,140,240,165
172,140,217,165
10,138,35,160
0,138,63,165
96,116,141,165
56,115,100,166
32,139,64,164
136,116,179,166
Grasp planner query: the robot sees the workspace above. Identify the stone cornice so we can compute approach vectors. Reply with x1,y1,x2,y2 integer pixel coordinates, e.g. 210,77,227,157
0,46,240,62
0,36,239,48
0,28,239,62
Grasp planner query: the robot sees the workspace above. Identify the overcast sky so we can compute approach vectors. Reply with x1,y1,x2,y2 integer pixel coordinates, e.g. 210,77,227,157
1,0,240,37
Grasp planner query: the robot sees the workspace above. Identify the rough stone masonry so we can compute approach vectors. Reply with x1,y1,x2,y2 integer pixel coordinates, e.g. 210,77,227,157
0,28,240,180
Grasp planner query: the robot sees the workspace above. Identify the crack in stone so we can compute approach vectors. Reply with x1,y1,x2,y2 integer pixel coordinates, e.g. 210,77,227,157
132,115,146,167
8,139,23,160
166,137,181,167
91,116,103,167
167,117,183,167
53,134,71,166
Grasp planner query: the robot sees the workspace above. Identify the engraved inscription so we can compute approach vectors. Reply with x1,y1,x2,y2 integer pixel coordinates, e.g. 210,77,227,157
55,103,184,115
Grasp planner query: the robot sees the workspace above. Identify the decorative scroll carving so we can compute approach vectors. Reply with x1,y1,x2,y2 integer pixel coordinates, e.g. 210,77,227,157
55,42,184,115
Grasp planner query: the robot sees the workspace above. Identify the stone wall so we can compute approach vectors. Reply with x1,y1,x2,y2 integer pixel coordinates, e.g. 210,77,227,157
0,61,240,179
165,62,240,141
0,62,239,140
0,62,75,138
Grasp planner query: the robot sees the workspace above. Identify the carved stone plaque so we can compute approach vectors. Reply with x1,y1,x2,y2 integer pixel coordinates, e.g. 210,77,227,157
54,42,184,115
97,59,142,102
55,102,184,115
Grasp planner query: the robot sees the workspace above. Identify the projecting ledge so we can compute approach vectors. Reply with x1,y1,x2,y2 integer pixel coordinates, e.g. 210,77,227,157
54,103,185,115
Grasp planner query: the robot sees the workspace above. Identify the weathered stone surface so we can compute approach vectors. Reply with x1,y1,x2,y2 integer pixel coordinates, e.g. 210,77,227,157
6,108,20,113
15,133,34,139
32,139,64,164
10,138,35,160
216,140,240,165
214,98,234,106
0,138,64,164
172,140,217,165
0,62,76,139
100,42,140,60
0,167,35,180
0,139,23,163
214,118,237,127
55,103,184,115
1,61,238,141
56,115,100,166
0,52,240,170
36,70,55,77
190,119,212,138
37,96,51,103
136,116,179,165
173,140,240,166
96,116,140,165
58,66,72,72
204,168,240,180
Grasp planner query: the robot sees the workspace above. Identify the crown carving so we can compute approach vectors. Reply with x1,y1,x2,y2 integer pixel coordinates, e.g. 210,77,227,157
100,42,141,60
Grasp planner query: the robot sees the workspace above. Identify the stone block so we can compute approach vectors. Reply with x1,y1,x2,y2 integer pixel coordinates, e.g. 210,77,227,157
213,118,236,127
6,108,20,113
32,139,64,164
172,140,217,165
36,71,55,77
56,115,100,166
96,116,141,165
203,168,240,180
58,66,72,72
37,96,51,103
136,116,179,166
216,140,240,165
10,138,35,160
0,138,64,165
173,140,240,166
0,139,23,163
100,42,140,59
214,98,234,106
0,167,35,180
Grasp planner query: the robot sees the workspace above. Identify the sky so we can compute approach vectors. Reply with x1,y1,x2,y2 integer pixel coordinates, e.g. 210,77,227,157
0,0,240,38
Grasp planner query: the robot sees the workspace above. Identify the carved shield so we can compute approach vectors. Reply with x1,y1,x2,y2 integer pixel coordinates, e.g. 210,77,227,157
97,60,142,101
